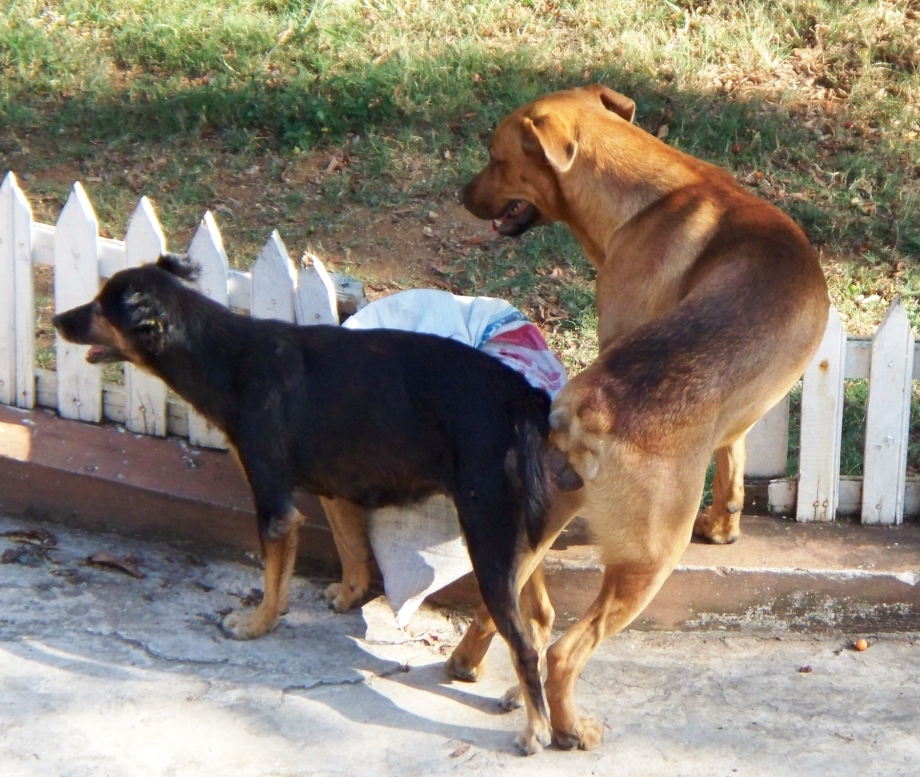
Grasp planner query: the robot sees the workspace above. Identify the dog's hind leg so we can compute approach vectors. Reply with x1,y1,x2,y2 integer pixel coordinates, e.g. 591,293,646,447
453,495,549,754
545,560,675,750
446,565,552,686
498,563,556,711
447,487,581,689
320,497,374,613
693,436,746,544
446,602,497,682
545,467,702,751
222,507,304,639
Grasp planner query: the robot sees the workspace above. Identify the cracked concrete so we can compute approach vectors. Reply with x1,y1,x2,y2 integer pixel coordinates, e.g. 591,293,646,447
2,514,920,777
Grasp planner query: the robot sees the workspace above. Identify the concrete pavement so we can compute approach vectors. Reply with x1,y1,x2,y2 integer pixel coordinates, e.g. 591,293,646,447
2,513,919,777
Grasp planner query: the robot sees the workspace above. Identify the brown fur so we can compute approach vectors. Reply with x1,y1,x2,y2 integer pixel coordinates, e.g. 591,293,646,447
455,85,830,750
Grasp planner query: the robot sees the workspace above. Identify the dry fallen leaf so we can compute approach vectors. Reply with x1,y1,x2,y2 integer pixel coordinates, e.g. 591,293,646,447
1,528,57,548
449,743,470,758
85,551,145,579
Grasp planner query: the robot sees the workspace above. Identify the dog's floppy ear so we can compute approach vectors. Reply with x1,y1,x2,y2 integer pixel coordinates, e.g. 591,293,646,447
156,252,200,282
125,290,169,355
584,84,636,124
522,113,578,173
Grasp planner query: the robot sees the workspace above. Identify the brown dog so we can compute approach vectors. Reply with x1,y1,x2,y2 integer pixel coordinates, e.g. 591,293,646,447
454,84,829,750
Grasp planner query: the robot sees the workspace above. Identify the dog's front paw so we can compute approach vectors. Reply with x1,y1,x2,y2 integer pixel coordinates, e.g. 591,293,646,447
445,651,485,682
323,582,365,613
553,716,604,751
221,608,279,640
693,507,741,545
513,723,551,756
499,684,524,711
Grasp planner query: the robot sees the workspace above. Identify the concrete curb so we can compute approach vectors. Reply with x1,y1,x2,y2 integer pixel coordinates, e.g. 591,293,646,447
2,404,919,631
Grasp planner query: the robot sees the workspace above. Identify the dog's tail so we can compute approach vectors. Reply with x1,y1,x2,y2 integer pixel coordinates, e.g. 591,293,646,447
513,393,551,550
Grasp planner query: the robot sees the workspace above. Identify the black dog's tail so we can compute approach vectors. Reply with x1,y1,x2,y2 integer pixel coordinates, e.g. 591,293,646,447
513,394,551,550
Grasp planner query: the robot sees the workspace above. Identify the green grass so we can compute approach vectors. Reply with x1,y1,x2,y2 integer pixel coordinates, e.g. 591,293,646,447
2,0,920,479
3,1,918,272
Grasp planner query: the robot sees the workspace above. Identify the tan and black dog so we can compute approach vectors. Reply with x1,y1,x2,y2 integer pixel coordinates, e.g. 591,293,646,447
53,253,565,754
452,84,830,750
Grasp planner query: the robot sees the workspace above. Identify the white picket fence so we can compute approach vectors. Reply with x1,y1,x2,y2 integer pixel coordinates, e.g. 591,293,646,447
1,171,917,525
0,171,364,450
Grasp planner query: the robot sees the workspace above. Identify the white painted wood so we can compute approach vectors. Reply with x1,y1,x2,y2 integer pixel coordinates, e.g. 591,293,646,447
796,307,846,522
767,478,796,514
31,223,365,316
0,173,19,407
838,476,864,516
844,336,872,379
123,197,169,436
295,252,338,326
186,211,229,449
54,184,102,422
744,395,789,478
767,476,920,519
33,222,124,278
251,231,297,323
35,368,191,438
0,173,35,408
332,273,368,316
861,296,914,525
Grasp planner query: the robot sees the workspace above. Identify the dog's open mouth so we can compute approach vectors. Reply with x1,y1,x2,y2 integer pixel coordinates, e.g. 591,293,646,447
492,199,539,237
86,345,121,364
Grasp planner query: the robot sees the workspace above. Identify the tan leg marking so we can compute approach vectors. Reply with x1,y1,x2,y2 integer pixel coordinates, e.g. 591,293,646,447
222,520,301,640
320,497,374,613
446,487,582,685
694,436,746,544
500,564,555,711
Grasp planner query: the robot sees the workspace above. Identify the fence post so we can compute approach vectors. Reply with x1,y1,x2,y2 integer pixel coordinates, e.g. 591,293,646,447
124,197,169,436
0,172,35,409
251,231,297,323
861,296,914,525
54,184,102,422
797,306,845,522
186,211,229,449
295,253,338,326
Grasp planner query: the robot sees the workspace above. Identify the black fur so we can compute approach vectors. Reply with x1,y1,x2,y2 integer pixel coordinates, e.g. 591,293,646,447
53,255,552,722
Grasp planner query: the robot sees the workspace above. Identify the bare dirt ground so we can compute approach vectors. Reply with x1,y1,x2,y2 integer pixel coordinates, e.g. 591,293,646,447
2,514,919,777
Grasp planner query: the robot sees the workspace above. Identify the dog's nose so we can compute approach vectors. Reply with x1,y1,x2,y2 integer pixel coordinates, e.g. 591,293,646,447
51,313,62,330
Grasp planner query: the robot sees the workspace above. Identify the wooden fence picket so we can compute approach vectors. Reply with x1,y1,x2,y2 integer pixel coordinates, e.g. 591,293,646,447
861,296,914,525
0,172,35,408
251,231,297,323
295,253,338,326
54,184,102,423
797,307,846,522
123,197,169,436
186,211,229,449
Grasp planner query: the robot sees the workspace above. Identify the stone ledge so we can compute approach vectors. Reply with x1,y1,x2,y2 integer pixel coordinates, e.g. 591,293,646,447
2,404,919,632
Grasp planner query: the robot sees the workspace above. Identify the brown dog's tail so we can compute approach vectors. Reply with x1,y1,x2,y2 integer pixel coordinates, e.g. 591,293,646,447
514,395,551,550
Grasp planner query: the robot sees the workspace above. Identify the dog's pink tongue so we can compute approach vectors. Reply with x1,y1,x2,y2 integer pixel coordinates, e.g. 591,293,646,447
86,346,105,363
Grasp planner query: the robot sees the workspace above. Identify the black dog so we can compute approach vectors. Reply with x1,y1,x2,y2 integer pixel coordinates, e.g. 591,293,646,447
53,253,555,752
